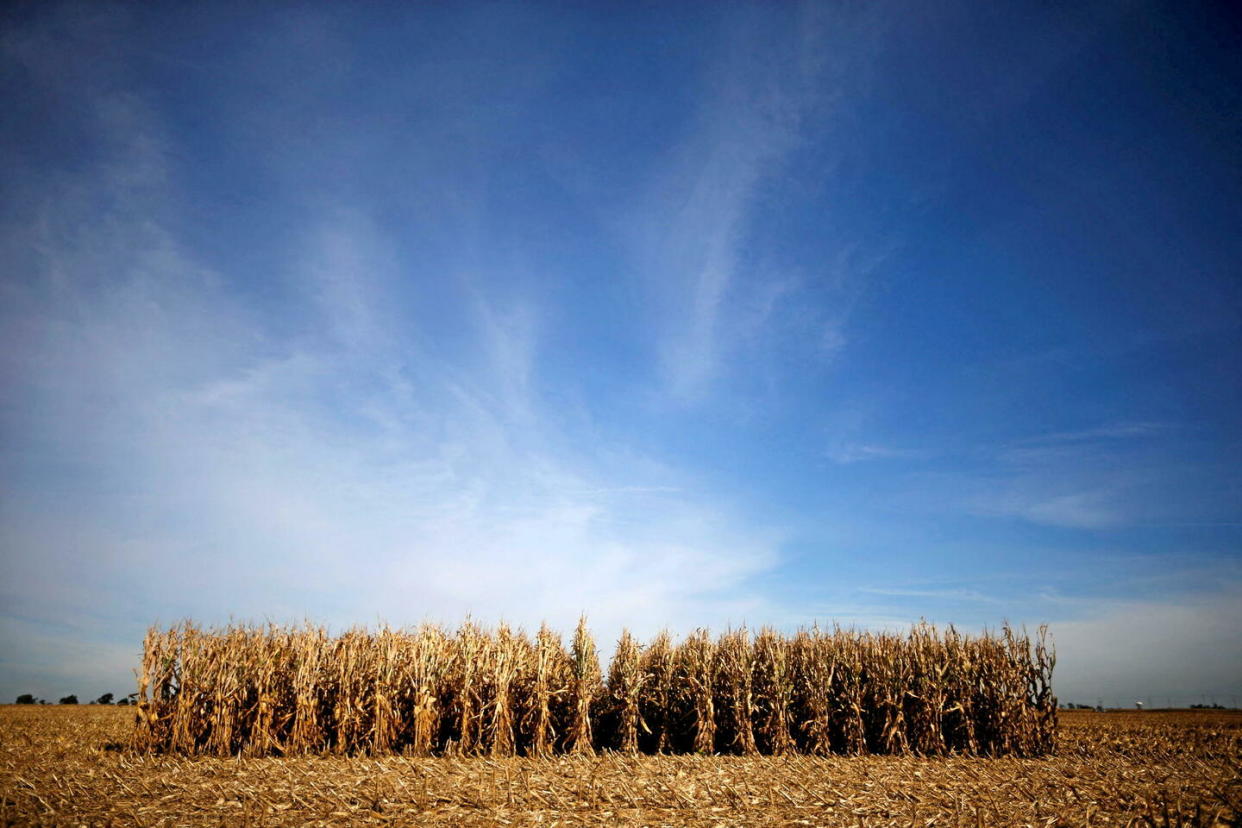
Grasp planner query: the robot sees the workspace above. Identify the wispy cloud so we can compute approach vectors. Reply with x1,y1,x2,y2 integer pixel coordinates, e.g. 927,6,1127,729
1013,421,1172,446
627,8,882,404
857,586,1002,604
0,26,788,699
651,111,802,400
968,488,1124,530
3,198,785,697
826,442,925,465
907,420,1211,531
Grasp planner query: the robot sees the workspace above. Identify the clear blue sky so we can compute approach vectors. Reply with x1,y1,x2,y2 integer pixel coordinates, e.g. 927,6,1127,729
2,1,1239,707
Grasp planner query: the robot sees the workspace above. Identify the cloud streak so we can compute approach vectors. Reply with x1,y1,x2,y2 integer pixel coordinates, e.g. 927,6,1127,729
627,7,879,404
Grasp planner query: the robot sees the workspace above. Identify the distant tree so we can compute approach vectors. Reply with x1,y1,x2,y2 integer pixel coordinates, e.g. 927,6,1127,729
94,692,114,705
15,694,35,704
58,694,78,705
116,697,130,706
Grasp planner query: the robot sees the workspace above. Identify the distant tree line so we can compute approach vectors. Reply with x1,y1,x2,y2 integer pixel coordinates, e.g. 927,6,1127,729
1060,700,1235,711
14,692,133,705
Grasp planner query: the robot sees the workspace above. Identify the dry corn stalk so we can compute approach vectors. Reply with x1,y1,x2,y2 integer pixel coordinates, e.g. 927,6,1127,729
565,616,600,755
715,629,757,755
606,629,643,754
637,631,674,754
523,624,567,758
752,628,794,755
676,629,717,754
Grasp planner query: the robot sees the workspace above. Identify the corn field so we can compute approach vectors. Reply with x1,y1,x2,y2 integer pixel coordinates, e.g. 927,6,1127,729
133,619,1056,757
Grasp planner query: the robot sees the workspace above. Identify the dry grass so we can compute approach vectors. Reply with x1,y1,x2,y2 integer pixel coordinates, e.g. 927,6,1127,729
1,705,1238,826
133,620,1058,758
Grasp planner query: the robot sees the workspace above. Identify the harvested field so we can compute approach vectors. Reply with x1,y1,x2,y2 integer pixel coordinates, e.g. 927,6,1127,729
1,705,1238,826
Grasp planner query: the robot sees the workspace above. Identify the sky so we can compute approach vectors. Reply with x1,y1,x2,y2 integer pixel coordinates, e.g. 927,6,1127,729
1,1,1240,708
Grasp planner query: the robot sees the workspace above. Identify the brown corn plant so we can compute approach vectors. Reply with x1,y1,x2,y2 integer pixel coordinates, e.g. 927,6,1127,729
606,629,644,754
565,616,601,755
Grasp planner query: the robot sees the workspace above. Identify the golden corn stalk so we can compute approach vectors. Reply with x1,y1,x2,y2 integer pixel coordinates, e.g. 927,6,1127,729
133,619,1056,757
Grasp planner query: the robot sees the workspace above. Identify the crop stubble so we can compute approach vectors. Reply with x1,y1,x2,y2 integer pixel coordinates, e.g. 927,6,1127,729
1,706,1238,826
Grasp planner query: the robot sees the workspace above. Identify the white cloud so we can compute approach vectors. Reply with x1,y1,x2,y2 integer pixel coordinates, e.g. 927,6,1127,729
857,586,1002,604
3,228,784,697
928,422,1198,530
0,40,787,701
973,488,1123,530
3,205,784,625
652,116,795,401
1014,421,1171,446
623,7,883,405
827,442,924,465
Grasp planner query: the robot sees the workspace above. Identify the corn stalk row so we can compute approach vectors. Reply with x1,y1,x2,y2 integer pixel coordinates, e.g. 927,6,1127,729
134,620,1056,757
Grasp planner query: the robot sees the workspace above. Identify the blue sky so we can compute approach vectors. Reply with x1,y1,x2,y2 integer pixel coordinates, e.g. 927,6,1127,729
2,1,1240,707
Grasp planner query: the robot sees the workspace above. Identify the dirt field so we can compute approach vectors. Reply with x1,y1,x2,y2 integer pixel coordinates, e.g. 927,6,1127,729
1,706,1238,826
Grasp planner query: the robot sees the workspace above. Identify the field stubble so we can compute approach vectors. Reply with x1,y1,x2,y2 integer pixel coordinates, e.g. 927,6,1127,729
1,706,1238,826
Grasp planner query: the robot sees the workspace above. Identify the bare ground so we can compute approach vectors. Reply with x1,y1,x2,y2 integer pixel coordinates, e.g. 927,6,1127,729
1,706,1238,826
